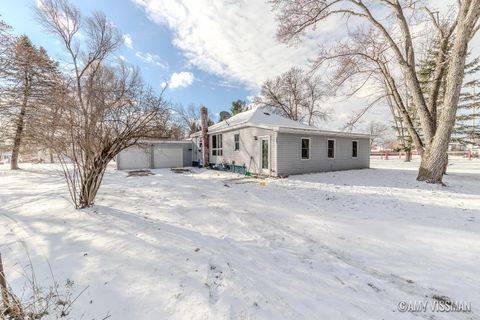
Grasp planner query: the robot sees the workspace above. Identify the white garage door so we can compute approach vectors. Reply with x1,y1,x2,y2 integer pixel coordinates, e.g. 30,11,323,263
153,147,183,168
118,146,151,170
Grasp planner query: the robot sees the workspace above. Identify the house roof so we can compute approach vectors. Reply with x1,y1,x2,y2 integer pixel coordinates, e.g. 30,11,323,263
211,107,313,131
191,107,372,139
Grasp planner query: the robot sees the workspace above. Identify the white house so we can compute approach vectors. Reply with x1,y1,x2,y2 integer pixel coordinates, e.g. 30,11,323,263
191,108,371,176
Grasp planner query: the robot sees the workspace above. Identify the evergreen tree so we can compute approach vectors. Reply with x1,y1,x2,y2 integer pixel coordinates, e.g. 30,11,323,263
0,19,13,154
455,82,480,146
453,58,480,146
1,36,59,169
414,41,480,148
230,99,247,115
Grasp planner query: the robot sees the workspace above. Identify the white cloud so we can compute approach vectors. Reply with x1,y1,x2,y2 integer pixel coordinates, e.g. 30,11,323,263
123,34,133,49
135,51,168,68
131,0,339,90
163,71,195,89
131,0,390,130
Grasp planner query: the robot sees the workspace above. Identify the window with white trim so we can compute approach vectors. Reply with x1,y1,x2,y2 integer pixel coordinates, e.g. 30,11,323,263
327,139,335,158
234,134,240,151
301,138,310,159
212,134,223,156
352,140,358,158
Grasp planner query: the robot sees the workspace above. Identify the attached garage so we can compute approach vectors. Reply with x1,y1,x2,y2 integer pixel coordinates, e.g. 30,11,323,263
117,141,192,170
153,147,183,168
117,146,151,170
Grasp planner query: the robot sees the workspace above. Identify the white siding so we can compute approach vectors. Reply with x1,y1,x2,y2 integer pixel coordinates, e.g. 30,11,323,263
153,147,183,168
117,142,192,170
276,133,370,176
117,145,151,170
203,127,278,175
192,128,370,176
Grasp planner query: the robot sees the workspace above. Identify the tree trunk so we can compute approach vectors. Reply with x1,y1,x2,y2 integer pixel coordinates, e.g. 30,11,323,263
405,149,412,162
417,148,448,183
443,154,449,175
417,1,479,183
78,162,107,209
10,103,27,170
11,70,31,170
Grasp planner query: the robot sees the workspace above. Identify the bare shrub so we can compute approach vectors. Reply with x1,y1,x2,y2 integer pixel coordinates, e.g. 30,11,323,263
36,0,170,208
1,252,87,320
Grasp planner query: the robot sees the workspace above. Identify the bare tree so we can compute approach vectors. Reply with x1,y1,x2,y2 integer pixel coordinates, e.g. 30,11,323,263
137,101,180,140
177,103,201,136
255,67,330,126
303,73,332,125
368,121,390,149
319,28,425,153
36,0,169,209
271,0,480,184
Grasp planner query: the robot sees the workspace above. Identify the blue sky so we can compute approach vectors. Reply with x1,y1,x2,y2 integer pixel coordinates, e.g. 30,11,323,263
1,0,253,121
0,0,391,128
3,0,457,129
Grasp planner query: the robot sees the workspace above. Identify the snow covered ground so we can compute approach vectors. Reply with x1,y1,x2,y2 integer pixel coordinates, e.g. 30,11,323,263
0,157,479,319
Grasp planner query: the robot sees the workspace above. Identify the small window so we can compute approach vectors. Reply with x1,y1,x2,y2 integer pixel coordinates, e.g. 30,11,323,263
301,138,310,159
234,134,240,151
352,140,358,158
327,139,335,159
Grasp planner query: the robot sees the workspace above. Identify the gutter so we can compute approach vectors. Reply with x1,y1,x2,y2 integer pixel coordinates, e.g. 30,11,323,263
191,124,373,139
275,127,374,139
137,140,193,144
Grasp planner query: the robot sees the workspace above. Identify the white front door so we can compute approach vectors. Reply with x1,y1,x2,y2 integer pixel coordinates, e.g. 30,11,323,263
260,137,270,174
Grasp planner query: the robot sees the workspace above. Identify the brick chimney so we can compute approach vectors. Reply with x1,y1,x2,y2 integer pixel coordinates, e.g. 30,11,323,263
200,106,209,167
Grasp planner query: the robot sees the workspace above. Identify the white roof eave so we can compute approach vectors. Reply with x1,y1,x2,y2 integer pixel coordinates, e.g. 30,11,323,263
191,124,372,139
275,127,373,138
138,139,193,144
191,123,265,136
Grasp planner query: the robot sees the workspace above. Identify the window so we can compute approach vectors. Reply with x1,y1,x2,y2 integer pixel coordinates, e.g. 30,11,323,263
212,135,216,155
234,134,240,151
327,139,335,158
218,135,222,155
352,140,358,158
212,134,223,156
261,138,269,169
301,138,310,159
